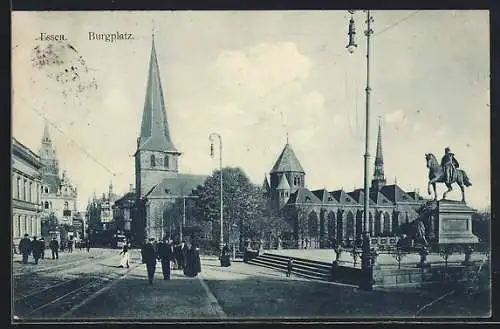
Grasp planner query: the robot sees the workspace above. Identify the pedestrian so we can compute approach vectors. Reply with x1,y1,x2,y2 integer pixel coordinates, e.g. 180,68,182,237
141,238,157,284
157,238,174,280
49,237,59,259
86,238,90,252
220,243,231,267
68,238,73,253
118,245,130,268
31,236,42,265
19,234,31,264
39,237,45,260
78,239,83,251
184,242,201,277
60,240,65,253
286,258,293,277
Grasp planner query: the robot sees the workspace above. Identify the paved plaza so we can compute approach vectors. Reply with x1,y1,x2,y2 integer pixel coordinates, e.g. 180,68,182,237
12,248,490,321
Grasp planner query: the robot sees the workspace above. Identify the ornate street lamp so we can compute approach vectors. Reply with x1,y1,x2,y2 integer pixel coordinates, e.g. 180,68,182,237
346,10,374,235
209,133,224,257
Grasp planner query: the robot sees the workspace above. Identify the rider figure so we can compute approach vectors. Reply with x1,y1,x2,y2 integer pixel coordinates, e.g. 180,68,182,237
440,147,459,184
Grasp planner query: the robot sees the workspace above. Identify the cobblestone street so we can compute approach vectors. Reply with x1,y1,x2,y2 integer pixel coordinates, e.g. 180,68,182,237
12,249,490,321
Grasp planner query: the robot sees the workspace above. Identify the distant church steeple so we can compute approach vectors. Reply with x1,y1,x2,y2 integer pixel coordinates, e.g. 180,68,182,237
371,119,386,191
39,120,60,180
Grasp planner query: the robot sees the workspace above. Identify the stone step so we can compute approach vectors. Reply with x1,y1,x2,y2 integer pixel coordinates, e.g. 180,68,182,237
248,256,331,281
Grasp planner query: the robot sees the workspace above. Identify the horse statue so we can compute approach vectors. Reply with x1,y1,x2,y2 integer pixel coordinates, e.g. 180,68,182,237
425,153,472,203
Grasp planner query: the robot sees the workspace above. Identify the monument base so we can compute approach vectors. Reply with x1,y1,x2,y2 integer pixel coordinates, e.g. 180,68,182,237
437,200,479,245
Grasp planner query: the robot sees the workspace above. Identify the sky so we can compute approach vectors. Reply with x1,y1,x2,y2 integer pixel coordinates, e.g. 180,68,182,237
12,10,490,211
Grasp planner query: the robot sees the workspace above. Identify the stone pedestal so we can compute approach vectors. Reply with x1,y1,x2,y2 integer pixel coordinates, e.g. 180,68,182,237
437,200,479,244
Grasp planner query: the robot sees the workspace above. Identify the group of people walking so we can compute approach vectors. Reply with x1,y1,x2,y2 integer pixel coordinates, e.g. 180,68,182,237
16,234,91,265
141,238,201,284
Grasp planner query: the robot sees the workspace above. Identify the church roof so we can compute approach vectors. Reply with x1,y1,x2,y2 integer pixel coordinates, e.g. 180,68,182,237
379,184,415,203
42,174,61,193
311,189,338,204
270,143,305,174
369,190,394,206
276,174,290,190
286,187,322,205
347,189,376,205
137,37,179,154
145,174,207,199
330,189,358,205
262,176,270,192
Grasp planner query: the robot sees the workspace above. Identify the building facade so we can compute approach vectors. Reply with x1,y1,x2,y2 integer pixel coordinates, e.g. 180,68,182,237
38,123,79,233
266,122,427,248
133,35,206,243
12,138,44,245
99,182,119,232
112,185,136,238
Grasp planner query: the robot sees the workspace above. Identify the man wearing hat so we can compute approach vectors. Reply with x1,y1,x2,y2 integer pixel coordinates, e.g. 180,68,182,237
141,238,158,284
441,147,459,184
19,234,31,264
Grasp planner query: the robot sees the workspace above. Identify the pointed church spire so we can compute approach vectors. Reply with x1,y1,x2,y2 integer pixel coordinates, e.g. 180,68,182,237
262,174,270,192
42,119,51,144
371,118,386,191
137,36,180,154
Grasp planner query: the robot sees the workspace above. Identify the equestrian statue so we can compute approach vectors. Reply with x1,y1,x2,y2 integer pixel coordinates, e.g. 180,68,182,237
425,147,472,203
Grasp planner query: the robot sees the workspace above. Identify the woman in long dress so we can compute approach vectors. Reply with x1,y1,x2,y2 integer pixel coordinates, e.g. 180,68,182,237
184,244,201,277
118,245,130,268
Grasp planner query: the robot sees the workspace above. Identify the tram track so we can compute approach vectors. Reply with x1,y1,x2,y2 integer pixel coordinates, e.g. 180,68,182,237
13,250,142,320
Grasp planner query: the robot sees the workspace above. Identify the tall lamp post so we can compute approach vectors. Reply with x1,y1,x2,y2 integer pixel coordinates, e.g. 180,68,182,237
209,133,224,255
179,195,199,242
346,10,374,234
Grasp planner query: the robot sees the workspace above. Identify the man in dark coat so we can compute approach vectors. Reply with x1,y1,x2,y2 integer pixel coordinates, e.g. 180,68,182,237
49,237,59,259
141,238,157,284
157,238,174,280
19,234,31,264
39,237,45,259
31,236,43,264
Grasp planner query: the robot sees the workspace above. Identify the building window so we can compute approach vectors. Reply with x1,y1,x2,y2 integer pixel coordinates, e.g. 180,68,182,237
150,154,156,167
164,155,169,168
45,187,49,193
29,182,33,202
13,214,19,238
23,179,27,201
17,177,21,200
64,201,69,210
44,201,49,209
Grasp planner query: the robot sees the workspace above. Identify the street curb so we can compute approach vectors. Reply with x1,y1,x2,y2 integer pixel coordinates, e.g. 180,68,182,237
197,273,227,318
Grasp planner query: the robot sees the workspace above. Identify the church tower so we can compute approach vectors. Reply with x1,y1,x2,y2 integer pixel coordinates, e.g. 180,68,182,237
269,141,305,209
371,120,386,191
38,121,60,192
134,35,182,199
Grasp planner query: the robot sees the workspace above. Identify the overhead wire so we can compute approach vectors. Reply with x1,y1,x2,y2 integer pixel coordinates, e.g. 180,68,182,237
29,107,119,177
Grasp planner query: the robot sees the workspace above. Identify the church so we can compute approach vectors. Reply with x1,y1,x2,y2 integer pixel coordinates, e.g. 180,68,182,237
264,122,428,249
38,122,79,239
133,35,207,243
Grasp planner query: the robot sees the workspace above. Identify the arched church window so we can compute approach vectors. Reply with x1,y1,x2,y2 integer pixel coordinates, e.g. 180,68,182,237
150,154,156,167
164,155,169,168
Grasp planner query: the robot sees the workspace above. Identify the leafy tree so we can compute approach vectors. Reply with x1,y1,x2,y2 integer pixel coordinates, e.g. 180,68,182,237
41,213,58,238
190,167,267,248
